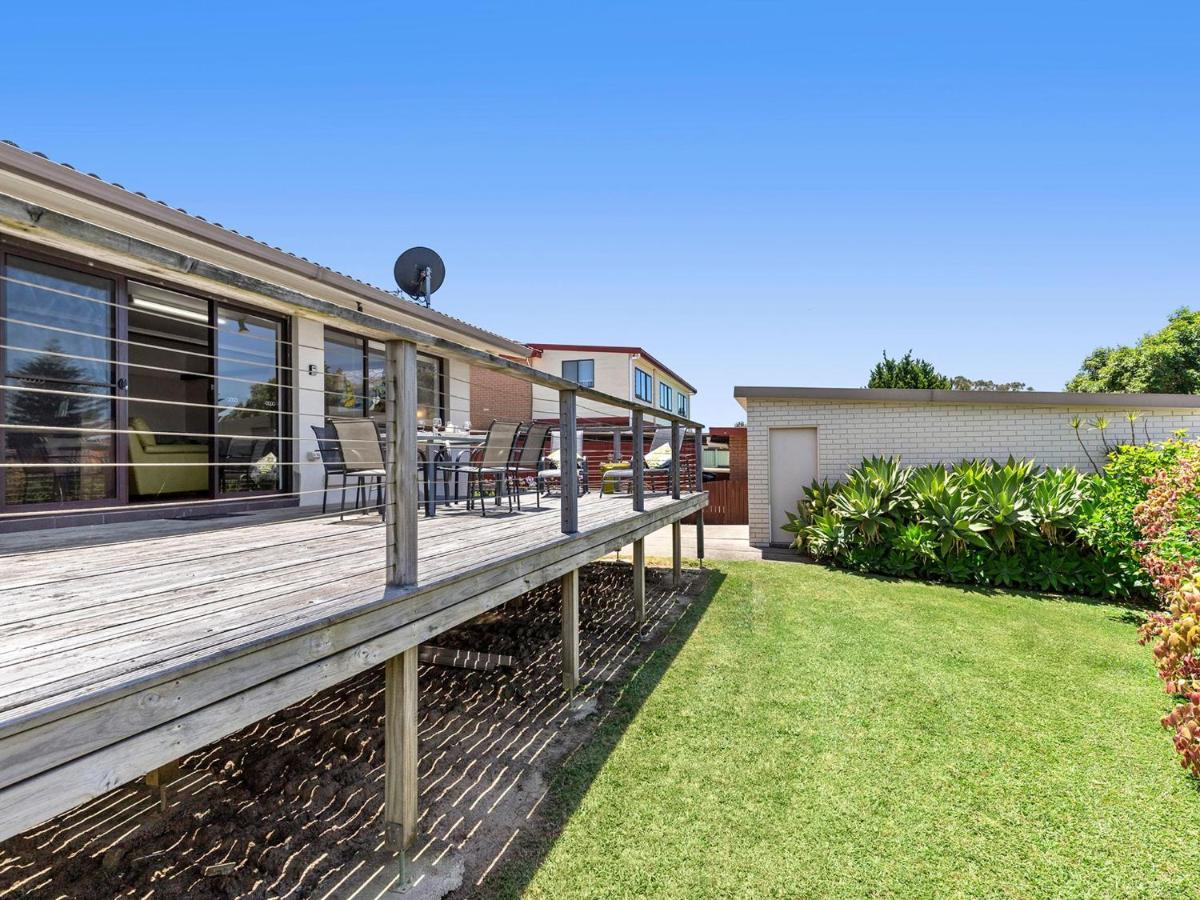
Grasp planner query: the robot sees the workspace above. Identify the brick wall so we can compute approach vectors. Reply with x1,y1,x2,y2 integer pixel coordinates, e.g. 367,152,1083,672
745,398,1200,545
470,365,532,426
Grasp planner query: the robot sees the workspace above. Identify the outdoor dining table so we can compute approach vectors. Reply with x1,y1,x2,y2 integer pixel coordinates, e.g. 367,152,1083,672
416,430,486,517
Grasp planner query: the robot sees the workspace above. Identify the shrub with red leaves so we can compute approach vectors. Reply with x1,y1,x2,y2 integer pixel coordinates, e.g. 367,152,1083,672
1131,440,1200,775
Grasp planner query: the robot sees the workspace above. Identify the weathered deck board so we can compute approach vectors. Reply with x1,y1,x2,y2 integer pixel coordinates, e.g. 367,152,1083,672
0,490,705,839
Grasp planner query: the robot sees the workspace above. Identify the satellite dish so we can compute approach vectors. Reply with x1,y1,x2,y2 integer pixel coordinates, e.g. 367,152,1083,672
393,247,445,308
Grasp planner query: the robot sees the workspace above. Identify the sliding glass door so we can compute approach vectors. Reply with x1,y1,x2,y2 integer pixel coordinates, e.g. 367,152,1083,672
215,305,285,495
2,256,118,508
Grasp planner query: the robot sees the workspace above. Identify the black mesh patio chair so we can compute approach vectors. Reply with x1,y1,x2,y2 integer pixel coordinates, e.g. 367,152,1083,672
506,422,552,510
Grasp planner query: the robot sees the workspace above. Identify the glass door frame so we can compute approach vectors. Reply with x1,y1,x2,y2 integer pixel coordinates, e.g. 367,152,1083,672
0,243,129,514
0,235,293,515
212,299,292,499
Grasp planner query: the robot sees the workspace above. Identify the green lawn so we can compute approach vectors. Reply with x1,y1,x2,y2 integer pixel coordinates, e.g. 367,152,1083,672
501,561,1200,898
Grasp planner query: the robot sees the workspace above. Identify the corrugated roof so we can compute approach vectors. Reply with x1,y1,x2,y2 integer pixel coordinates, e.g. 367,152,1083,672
0,139,529,356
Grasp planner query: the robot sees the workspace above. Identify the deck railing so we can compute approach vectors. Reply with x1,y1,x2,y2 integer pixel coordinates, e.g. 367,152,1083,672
0,237,707,860
0,265,704,541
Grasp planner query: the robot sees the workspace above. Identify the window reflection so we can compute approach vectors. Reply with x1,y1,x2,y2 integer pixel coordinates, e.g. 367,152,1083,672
216,306,283,494
3,257,115,505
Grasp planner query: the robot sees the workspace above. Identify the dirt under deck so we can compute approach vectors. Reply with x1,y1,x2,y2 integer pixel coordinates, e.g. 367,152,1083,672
0,560,711,900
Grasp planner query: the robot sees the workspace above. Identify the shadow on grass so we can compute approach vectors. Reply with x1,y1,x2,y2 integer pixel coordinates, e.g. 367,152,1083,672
477,567,726,899
836,566,1158,615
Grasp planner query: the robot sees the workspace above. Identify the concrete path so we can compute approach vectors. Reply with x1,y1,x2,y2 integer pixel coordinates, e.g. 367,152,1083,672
616,524,796,562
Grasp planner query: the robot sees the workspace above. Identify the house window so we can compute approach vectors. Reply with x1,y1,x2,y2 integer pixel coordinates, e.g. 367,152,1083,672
634,367,653,402
659,382,673,411
677,393,689,417
325,329,445,425
562,358,595,388
416,353,447,425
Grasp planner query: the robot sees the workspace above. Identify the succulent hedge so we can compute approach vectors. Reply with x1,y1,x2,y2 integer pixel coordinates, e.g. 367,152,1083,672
784,456,1114,597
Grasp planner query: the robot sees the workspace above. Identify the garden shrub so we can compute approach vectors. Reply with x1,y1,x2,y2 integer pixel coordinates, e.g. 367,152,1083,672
1126,440,1200,775
1078,438,1188,597
784,456,1111,597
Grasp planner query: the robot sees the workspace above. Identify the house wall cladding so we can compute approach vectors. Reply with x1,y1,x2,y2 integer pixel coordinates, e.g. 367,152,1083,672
470,365,533,425
745,398,1200,545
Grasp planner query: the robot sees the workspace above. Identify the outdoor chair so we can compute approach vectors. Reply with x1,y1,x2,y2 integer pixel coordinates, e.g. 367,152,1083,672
600,426,676,496
506,422,552,509
328,417,389,516
535,444,588,498
438,419,522,517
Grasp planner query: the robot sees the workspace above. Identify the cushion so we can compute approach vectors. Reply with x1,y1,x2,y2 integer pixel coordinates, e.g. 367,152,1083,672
645,443,674,468
129,416,156,447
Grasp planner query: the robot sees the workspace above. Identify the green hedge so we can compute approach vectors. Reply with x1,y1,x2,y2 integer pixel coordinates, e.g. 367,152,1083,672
785,456,1118,596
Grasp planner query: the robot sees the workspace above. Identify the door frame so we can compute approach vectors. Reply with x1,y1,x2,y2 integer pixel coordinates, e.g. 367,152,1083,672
766,425,820,547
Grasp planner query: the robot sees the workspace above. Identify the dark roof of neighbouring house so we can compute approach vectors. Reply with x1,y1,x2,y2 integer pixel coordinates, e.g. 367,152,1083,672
0,139,530,356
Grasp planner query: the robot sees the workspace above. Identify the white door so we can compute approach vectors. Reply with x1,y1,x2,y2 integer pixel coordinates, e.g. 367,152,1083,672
769,427,818,545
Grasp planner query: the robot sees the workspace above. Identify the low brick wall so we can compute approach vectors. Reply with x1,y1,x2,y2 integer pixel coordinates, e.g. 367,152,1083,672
744,395,1200,546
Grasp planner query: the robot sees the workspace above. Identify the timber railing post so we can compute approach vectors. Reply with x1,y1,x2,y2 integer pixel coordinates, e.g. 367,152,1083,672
384,340,419,857
670,420,682,587
694,426,705,564
560,389,579,534
632,410,644,513
670,420,681,501
386,340,418,587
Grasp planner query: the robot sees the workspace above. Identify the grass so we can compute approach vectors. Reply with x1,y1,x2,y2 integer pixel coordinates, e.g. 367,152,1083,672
494,561,1200,898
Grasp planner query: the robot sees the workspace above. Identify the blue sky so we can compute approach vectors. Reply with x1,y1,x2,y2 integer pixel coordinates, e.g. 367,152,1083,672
6,2,1198,423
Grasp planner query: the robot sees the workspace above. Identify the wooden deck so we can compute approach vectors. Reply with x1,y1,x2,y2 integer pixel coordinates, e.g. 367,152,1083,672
0,490,706,842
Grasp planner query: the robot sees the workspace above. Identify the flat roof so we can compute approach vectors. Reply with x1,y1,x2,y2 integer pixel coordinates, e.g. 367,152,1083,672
526,343,696,393
0,140,530,357
733,386,1200,409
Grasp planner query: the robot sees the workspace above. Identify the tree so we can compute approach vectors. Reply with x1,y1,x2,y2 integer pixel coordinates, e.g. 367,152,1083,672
1067,307,1200,394
950,376,1035,392
866,351,950,390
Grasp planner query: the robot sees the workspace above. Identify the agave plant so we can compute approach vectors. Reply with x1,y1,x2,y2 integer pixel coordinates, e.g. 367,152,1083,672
949,458,993,493
1028,468,1087,543
832,457,910,545
802,509,845,560
975,463,1035,550
914,485,990,555
780,478,838,552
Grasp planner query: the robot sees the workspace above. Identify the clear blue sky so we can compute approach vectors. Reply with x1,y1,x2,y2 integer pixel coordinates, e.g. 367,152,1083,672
6,2,1197,423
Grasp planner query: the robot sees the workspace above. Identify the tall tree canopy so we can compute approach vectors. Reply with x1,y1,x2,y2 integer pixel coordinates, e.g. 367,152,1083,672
866,351,951,390
1067,307,1200,394
951,376,1034,392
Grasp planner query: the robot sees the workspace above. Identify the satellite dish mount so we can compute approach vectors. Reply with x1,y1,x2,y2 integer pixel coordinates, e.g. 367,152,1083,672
393,247,446,309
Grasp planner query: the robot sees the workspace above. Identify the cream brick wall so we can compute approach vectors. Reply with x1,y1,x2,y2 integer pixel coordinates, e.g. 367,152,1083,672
745,398,1200,545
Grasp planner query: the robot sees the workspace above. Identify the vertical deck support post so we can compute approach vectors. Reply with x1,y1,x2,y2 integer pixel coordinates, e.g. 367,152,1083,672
632,409,646,622
559,388,581,693
384,340,419,857
612,428,621,462
560,389,579,534
670,420,682,588
561,568,580,693
694,426,705,566
633,536,646,623
385,649,419,851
